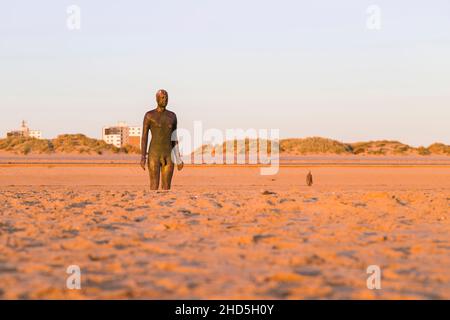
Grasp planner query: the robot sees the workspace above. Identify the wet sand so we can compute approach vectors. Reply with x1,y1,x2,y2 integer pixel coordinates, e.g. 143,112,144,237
2,153,450,166
0,165,449,299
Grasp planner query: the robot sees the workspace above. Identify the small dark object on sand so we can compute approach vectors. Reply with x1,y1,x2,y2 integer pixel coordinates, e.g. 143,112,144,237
306,171,313,186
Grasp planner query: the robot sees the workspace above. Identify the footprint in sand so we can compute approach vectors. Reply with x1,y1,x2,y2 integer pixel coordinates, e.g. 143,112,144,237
392,195,408,206
88,254,116,262
392,246,411,257
304,254,326,265
0,263,18,273
97,224,121,231
21,200,40,207
0,222,25,234
252,234,275,244
352,202,367,208
178,209,199,218
265,284,291,299
134,216,147,222
93,239,110,245
85,278,126,292
336,250,359,262
279,198,295,204
65,201,93,210
209,199,223,208
303,197,318,203
293,266,322,277
20,237,45,248
159,200,174,207
398,218,414,225
61,229,79,239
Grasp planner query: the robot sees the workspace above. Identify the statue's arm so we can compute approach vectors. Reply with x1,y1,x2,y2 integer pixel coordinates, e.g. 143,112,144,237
171,114,183,167
140,113,150,169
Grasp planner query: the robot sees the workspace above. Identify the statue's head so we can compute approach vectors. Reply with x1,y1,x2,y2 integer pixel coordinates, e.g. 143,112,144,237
156,89,168,108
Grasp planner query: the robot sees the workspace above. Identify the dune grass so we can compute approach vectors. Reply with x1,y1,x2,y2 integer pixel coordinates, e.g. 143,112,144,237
1,135,448,156
193,137,450,157
0,134,141,155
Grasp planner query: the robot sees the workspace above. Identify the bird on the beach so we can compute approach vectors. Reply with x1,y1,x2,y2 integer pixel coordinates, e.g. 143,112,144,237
306,171,313,186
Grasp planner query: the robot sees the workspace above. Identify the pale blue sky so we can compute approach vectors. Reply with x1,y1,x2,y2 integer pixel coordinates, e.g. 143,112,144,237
1,0,449,146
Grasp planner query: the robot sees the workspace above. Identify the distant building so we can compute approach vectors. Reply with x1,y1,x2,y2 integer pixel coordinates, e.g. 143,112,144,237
6,121,42,139
128,126,142,148
29,130,42,139
102,122,142,149
6,131,22,138
103,126,124,148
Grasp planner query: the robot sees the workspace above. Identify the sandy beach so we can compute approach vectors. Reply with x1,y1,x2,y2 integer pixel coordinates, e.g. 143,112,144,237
0,164,449,299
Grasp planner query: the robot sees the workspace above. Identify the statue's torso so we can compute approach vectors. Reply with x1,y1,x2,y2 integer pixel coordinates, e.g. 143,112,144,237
148,109,176,156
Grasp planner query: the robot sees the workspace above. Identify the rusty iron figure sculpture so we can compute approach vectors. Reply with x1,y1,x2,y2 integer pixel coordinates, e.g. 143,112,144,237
141,89,183,190
306,171,313,187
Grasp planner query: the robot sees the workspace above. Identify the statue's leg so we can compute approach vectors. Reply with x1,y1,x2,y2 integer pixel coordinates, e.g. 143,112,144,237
160,155,175,190
148,156,161,190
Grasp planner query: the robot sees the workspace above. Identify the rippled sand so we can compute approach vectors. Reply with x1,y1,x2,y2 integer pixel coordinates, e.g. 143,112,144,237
0,166,449,299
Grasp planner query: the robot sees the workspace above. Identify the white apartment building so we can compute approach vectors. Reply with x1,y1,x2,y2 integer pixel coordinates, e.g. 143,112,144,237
6,121,43,139
128,126,142,148
102,122,142,149
29,130,42,139
128,126,142,137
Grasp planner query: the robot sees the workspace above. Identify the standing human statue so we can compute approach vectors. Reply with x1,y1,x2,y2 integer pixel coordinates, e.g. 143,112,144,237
140,89,183,190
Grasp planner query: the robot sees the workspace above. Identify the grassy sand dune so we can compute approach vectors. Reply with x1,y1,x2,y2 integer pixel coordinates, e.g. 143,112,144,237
194,137,450,157
0,135,140,155
1,135,448,157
